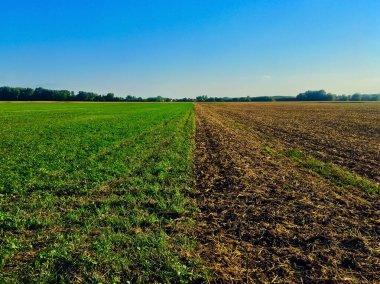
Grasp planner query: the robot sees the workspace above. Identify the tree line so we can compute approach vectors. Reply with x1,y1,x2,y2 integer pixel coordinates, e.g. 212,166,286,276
0,86,379,102
0,86,185,102
195,90,380,102
0,87,123,102
295,90,380,101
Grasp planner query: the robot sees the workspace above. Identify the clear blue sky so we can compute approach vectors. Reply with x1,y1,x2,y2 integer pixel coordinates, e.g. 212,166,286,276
1,0,379,98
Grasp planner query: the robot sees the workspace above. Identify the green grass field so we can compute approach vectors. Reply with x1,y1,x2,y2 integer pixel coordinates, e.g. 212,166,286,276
0,102,207,283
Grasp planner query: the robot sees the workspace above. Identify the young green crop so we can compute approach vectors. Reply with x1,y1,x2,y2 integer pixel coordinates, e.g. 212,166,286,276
0,102,208,283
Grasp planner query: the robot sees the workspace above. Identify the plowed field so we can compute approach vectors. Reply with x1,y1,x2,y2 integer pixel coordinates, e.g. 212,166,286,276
194,102,380,283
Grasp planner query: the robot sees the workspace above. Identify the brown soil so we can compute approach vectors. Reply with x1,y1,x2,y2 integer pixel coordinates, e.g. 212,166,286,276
194,103,380,283
208,102,380,183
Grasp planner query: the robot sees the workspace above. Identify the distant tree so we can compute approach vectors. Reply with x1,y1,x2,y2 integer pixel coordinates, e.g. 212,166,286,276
274,96,297,101
77,91,89,101
338,94,350,101
0,86,20,100
250,96,275,102
105,93,115,101
359,94,380,101
351,93,362,101
326,93,336,101
196,95,207,102
33,87,53,100
296,90,336,101
125,95,136,102
19,88,34,100
52,90,71,101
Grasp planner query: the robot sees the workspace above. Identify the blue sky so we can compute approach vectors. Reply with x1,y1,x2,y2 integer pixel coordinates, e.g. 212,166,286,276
1,0,379,98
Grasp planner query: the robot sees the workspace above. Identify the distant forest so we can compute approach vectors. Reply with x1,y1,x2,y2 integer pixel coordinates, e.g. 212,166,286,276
0,86,379,102
195,90,379,102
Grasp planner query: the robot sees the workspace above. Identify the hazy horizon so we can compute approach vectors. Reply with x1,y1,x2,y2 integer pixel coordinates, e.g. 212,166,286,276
1,0,379,99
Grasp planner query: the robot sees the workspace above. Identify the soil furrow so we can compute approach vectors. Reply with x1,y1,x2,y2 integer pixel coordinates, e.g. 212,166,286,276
206,103,380,183
194,103,380,283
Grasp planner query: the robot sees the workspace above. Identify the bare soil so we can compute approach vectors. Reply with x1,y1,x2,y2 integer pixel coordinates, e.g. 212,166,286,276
209,102,380,183
194,102,380,283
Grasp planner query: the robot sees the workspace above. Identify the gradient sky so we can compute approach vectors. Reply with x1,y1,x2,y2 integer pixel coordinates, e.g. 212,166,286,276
1,0,379,98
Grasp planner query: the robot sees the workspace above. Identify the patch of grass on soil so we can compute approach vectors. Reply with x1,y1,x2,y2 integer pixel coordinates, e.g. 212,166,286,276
284,148,379,194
